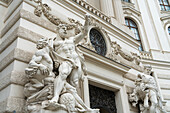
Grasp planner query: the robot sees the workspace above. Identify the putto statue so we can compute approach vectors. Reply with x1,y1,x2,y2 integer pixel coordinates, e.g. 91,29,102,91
129,66,166,113
24,15,99,113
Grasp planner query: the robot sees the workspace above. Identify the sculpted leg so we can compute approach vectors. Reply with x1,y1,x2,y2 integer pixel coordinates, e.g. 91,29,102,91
51,62,72,103
144,93,149,108
65,83,92,111
149,92,157,113
69,60,82,87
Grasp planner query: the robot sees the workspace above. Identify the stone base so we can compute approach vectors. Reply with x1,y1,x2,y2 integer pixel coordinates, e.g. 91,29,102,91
40,109,68,113
40,109,99,113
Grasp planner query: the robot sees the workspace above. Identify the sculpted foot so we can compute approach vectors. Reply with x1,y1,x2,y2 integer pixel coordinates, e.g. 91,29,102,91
49,97,59,103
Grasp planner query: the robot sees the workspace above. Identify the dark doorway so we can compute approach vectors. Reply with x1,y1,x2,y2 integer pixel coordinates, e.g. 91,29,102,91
89,85,117,113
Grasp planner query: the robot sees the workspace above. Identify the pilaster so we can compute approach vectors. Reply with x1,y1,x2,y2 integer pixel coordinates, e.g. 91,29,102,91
100,0,115,22
113,0,125,24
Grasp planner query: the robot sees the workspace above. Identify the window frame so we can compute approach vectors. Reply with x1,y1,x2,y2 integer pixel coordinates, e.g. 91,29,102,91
158,0,170,11
125,18,143,51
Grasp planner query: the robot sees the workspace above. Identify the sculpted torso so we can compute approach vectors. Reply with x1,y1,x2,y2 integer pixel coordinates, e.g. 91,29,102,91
56,38,78,60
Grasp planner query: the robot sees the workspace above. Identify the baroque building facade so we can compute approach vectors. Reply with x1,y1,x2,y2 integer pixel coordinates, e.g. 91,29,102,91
0,0,170,113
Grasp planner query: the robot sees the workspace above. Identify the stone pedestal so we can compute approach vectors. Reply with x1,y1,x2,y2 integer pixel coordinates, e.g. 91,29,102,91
40,109,68,113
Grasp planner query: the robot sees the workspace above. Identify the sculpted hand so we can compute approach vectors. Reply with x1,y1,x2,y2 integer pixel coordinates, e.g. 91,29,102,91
39,65,49,75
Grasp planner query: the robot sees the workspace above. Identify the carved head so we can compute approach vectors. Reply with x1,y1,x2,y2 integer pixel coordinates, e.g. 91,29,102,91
57,24,77,39
144,65,152,75
36,38,48,49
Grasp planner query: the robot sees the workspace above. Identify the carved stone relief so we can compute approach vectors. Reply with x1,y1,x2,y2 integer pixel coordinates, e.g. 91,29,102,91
129,66,167,113
77,14,144,71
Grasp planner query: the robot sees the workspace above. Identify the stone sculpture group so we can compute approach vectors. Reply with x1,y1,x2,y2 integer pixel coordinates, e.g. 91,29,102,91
129,66,167,113
24,0,167,113
24,14,99,113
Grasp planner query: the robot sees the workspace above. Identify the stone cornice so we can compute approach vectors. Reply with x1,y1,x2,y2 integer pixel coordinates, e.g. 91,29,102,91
78,45,131,73
0,0,12,7
140,51,152,60
123,6,141,16
0,26,45,54
142,58,170,69
0,0,11,4
160,14,170,21
71,0,111,23
1,8,139,52
0,97,25,113
1,9,57,39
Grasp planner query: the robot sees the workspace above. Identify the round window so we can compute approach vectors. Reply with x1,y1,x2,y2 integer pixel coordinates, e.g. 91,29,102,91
89,28,107,56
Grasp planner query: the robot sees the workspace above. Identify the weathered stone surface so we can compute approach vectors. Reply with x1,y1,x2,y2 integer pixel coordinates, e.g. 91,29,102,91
0,70,27,91
0,48,33,72
1,9,57,39
0,97,25,113
0,26,45,54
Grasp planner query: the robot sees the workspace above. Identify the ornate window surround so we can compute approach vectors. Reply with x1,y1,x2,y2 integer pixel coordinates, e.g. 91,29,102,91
87,26,112,57
89,28,107,56
79,16,112,57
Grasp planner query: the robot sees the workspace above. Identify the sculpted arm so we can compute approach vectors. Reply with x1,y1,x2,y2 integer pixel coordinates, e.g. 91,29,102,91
29,52,47,71
74,15,90,44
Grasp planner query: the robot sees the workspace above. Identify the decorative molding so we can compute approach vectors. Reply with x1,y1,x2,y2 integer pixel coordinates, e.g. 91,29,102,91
160,15,170,21
79,16,144,71
0,26,45,54
140,51,152,60
0,97,25,113
0,0,11,4
123,6,141,17
80,16,112,57
1,9,57,39
122,1,135,8
71,0,111,23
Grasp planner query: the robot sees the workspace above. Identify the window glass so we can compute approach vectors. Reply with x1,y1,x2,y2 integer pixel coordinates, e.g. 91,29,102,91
168,27,170,35
159,0,170,11
89,28,107,56
123,0,130,3
163,0,169,5
125,18,143,51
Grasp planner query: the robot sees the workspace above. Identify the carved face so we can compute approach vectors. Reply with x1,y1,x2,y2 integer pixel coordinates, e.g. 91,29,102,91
36,38,48,49
58,25,75,39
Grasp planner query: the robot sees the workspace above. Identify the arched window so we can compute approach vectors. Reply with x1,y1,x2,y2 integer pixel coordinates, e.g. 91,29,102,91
125,18,143,51
168,26,170,35
122,0,130,3
158,0,170,11
89,28,107,56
